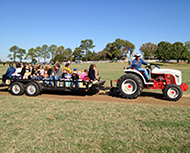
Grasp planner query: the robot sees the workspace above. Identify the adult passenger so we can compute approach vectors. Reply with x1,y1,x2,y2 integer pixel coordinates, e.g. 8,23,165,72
88,64,96,81
93,64,99,80
50,64,62,86
12,63,22,79
1,63,16,85
19,62,26,77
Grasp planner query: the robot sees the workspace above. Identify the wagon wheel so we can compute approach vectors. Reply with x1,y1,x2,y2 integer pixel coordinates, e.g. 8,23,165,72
10,82,25,95
25,82,40,96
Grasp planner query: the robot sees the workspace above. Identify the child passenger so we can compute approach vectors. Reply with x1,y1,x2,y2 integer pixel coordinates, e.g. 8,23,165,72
72,68,79,87
23,65,31,79
80,69,88,79
64,70,72,87
42,70,49,85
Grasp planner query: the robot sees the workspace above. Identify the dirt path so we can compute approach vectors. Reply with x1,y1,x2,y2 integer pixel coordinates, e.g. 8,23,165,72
0,87,190,107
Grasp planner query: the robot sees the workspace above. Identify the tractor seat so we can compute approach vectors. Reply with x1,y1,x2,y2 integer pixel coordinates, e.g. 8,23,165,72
131,67,150,78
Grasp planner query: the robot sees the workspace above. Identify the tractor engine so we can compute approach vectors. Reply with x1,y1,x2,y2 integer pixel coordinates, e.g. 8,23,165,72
152,68,182,85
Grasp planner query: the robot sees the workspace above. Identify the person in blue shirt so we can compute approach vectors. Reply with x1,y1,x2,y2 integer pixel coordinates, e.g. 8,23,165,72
131,53,152,81
1,63,16,84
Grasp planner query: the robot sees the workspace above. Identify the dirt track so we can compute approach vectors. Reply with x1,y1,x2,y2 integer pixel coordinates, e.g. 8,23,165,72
0,87,190,107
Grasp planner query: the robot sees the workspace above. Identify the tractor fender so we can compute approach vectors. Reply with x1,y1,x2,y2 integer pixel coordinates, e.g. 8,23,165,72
123,69,148,85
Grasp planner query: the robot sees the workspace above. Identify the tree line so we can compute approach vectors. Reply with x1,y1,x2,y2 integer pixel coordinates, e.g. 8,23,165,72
7,39,190,63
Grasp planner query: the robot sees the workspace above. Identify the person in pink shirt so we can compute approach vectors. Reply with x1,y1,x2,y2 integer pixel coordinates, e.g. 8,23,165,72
80,69,88,79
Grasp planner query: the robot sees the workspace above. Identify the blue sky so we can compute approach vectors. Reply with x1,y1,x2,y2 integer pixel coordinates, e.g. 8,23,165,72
0,0,190,61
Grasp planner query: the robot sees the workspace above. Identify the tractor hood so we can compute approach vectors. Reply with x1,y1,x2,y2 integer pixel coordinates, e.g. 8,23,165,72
152,67,182,85
152,67,181,76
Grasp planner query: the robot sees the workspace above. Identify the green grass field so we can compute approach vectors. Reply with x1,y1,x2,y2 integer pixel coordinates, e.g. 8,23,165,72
0,95,190,152
0,62,190,152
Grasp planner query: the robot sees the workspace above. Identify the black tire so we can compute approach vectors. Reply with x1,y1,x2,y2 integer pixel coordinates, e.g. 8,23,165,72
25,82,40,96
10,82,25,95
117,74,143,99
163,84,182,101
87,85,99,95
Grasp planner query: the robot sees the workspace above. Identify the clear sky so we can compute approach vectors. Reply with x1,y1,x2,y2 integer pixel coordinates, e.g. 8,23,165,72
0,0,190,61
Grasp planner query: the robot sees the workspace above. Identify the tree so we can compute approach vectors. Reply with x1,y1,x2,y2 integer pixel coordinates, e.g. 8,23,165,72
171,42,188,63
73,47,84,61
56,46,65,55
8,45,19,62
104,38,135,61
17,48,26,62
41,44,50,62
64,48,72,61
80,39,95,61
97,49,108,60
53,54,64,63
25,48,37,63
139,42,157,59
49,44,57,60
89,51,97,61
184,41,190,63
154,41,171,65
35,46,42,62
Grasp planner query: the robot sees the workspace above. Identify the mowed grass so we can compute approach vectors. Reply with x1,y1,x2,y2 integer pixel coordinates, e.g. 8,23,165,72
0,95,190,152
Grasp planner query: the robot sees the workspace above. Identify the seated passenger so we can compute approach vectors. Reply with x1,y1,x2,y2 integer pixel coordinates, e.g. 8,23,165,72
1,63,16,85
62,68,67,79
44,64,51,77
88,64,96,81
42,70,49,79
93,64,100,80
12,63,22,79
28,64,34,79
19,63,25,78
49,64,62,86
63,63,71,74
80,69,88,79
78,70,82,79
42,70,49,85
131,53,151,81
72,68,79,87
64,70,72,86
32,66,40,80
23,65,31,79
39,65,44,80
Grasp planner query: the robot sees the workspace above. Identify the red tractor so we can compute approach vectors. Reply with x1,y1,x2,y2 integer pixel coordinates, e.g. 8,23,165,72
114,64,188,101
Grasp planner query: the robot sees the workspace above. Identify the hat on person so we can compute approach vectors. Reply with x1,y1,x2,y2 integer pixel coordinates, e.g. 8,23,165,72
134,53,141,57
73,68,77,71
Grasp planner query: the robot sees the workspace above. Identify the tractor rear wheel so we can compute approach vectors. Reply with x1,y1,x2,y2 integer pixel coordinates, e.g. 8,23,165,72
117,74,143,99
163,84,182,101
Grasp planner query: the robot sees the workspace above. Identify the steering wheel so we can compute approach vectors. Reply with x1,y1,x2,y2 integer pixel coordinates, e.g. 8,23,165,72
146,63,160,69
145,63,152,69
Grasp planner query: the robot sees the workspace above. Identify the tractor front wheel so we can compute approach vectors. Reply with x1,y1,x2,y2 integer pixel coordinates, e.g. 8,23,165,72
117,74,143,99
163,84,182,101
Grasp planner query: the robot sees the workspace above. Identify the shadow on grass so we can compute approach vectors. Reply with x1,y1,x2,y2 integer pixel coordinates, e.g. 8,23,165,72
42,90,87,97
0,87,8,92
140,92,165,100
109,87,165,100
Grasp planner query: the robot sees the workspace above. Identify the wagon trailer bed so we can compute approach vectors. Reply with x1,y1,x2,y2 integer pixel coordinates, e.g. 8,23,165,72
0,78,105,96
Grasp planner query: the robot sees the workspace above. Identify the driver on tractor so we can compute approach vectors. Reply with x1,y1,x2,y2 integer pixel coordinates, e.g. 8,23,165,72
131,53,153,82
